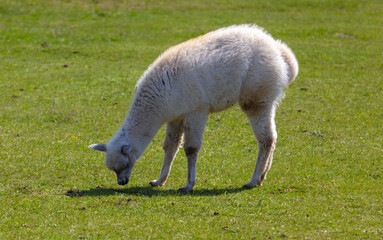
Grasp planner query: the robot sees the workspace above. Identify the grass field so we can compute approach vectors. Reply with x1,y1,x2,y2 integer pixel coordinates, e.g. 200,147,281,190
1,0,382,238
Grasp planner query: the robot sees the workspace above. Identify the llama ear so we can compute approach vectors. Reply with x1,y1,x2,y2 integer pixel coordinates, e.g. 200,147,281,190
88,144,107,152
121,145,132,155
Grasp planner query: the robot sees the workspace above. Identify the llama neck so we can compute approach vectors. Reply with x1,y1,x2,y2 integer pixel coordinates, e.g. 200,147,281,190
114,70,169,159
117,95,164,160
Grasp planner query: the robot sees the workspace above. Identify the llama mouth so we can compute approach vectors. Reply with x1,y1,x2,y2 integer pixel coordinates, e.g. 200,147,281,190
117,177,129,185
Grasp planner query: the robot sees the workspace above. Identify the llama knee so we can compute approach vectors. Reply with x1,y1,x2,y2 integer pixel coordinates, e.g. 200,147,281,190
257,132,277,149
184,145,199,156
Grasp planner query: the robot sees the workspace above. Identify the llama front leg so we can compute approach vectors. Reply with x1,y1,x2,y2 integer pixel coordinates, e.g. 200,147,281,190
243,105,277,188
178,109,209,193
150,119,184,187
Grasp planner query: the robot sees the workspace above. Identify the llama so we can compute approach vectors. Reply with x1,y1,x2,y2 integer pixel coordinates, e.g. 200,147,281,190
89,24,298,192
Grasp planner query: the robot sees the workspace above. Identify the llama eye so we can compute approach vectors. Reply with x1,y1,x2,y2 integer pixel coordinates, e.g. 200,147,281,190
121,145,132,155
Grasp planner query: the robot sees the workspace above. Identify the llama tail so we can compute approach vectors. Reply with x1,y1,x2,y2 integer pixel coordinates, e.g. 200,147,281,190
278,41,299,85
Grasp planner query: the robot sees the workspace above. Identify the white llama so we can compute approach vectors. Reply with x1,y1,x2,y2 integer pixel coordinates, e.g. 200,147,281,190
89,24,298,192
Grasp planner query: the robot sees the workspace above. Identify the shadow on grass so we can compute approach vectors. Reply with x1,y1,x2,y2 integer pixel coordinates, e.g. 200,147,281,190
65,185,249,198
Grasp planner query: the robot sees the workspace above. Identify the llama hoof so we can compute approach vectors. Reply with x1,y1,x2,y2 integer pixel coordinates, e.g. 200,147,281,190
243,183,255,189
149,180,163,187
243,182,261,189
178,186,193,193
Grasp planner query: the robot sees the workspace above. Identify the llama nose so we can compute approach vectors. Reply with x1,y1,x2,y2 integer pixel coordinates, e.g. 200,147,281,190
117,177,128,185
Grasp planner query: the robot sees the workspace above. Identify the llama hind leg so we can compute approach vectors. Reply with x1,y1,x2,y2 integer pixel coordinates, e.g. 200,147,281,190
150,119,184,187
241,103,277,188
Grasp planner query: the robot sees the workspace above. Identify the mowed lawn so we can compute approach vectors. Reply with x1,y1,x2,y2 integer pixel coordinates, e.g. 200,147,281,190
0,0,382,238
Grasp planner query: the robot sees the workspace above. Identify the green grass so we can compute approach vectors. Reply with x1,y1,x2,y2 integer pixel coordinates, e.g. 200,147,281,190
1,0,382,238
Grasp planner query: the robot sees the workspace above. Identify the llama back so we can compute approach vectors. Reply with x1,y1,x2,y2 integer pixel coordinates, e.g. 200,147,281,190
134,25,298,117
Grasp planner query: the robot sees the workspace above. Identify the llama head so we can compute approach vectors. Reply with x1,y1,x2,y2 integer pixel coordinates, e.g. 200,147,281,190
89,143,136,186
